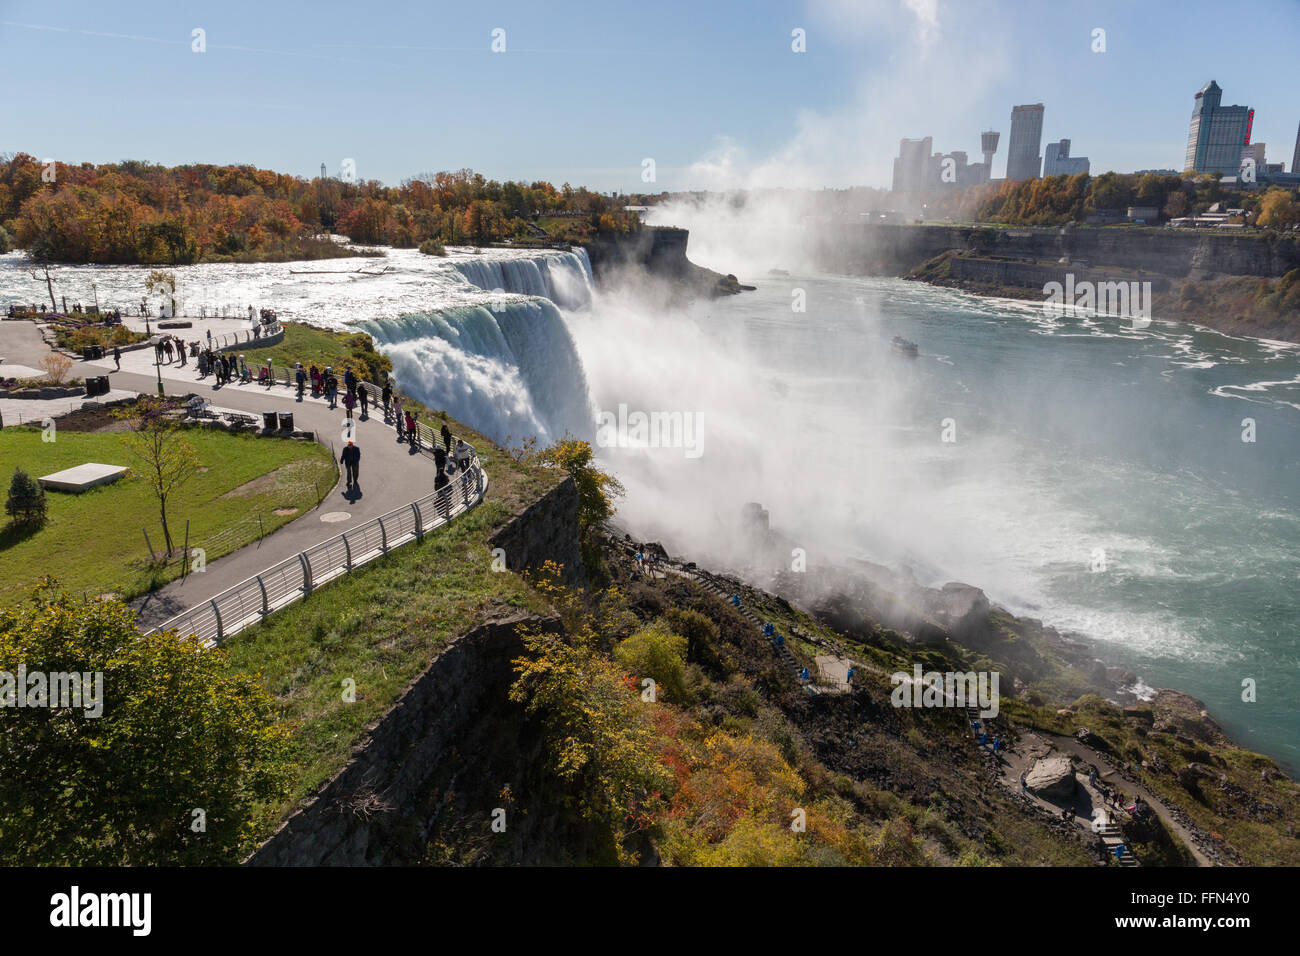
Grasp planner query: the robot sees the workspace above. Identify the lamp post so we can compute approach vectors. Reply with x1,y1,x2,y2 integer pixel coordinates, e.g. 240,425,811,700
154,344,164,396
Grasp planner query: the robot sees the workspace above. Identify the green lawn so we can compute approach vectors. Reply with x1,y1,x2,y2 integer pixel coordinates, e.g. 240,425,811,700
0,426,336,603
238,322,393,387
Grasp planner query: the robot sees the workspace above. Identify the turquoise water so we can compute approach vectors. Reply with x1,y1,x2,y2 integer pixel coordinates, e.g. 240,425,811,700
662,274,1300,773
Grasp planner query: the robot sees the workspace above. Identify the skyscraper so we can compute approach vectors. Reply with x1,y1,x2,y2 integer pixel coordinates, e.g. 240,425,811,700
1184,80,1253,177
1043,139,1090,177
891,137,933,193
1007,105,1044,181
1292,122,1300,174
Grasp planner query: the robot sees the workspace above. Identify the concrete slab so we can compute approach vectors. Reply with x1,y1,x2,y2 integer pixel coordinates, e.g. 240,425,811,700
39,462,129,493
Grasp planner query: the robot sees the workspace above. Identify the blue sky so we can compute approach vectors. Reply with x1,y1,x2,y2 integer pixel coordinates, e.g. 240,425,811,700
2,0,1298,191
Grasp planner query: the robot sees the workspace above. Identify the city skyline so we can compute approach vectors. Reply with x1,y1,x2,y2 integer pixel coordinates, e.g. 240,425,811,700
0,0,1297,191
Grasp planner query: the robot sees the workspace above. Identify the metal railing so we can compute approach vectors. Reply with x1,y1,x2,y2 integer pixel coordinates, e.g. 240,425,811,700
151,448,486,647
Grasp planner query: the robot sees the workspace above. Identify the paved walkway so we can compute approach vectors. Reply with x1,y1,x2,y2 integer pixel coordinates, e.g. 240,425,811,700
1,388,138,426
0,319,460,630
995,728,1213,866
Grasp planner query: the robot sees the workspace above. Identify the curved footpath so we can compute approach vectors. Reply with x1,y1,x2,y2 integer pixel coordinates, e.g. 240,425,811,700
69,349,463,631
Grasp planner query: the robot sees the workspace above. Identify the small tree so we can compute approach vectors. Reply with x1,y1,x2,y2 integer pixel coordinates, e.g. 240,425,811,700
37,352,73,385
117,397,199,555
5,468,47,527
537,438,624,531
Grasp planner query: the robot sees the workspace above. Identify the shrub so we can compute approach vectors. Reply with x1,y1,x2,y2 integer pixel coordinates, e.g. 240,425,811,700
0,584,290,864
418,238,447,256
37,353,73,385
615,625,688,703
5,468,47,527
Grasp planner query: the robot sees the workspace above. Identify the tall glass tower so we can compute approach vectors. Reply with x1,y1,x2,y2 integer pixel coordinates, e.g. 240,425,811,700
1185,81,1253,177
1007,105,1044,181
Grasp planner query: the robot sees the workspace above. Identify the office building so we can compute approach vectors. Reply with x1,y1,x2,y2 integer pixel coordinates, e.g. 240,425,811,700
1043,139,1090,177
892,137,933,193
1184,80,1253,176
1007,104,1045,180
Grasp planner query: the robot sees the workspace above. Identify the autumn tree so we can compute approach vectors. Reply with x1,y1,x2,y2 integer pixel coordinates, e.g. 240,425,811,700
537,438,624,530
118,397,199,554
1256,187,1300,231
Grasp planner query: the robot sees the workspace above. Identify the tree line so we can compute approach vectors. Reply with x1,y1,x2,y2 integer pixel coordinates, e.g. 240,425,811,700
0,155,642,264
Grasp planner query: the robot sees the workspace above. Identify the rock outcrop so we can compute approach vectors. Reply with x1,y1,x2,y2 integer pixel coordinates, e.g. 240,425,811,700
1025,753,1077,800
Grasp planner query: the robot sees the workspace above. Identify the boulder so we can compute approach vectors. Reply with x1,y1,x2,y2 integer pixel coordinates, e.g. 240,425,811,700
921,582,991,640
1025,754,1077,800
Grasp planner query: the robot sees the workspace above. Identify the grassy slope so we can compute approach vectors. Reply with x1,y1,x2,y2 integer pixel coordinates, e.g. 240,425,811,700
0,427,335,603
212,409,562,853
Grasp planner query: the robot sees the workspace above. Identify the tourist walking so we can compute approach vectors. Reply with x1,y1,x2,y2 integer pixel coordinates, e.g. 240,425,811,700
381,380,392,416
454,438,472,471
393,397,405,440
112,346,121,371
440,421,452,452
343,390,355,420
433,443,447,473
434,468,451,519
295,363,306,399
340,439,360,487
404,410,418,448
358,383,369,417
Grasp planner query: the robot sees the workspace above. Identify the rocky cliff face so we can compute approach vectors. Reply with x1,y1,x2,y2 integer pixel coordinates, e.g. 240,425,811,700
584,227,753,297
815,223,1300,280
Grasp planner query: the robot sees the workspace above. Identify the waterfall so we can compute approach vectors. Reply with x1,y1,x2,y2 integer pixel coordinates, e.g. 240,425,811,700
452,249,593,311
361,296,595,446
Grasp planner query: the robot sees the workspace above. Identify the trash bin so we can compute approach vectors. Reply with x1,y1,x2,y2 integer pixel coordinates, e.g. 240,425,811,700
82,346,94,360
262,411,278,431
277,411,294,432
85,376,109,397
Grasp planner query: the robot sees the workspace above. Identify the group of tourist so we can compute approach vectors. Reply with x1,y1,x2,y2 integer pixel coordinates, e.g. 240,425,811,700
8,303,124,322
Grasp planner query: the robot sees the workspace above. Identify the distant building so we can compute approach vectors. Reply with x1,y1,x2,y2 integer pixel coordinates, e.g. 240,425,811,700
1184,80,1254,177
1043,139,1090,177
892,136,934,193
1135,169,1180,177
1126,205,1160,223
1293,122,1300,174
1007,104,1045,180
1241,143,1267,179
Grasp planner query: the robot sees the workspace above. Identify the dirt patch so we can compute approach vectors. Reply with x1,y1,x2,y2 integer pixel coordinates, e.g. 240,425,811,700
219,469,285,499
51,398,142,433
273,507,299,516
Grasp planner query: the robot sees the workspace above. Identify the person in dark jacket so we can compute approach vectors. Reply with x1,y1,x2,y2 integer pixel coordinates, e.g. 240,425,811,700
433,443,447,473
340,440,360,487
440,421,452,452
295,363,306,399
381,380,392,416
434,467,451,519
112,347,121,371
404,410,418,448
358,382,369,417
